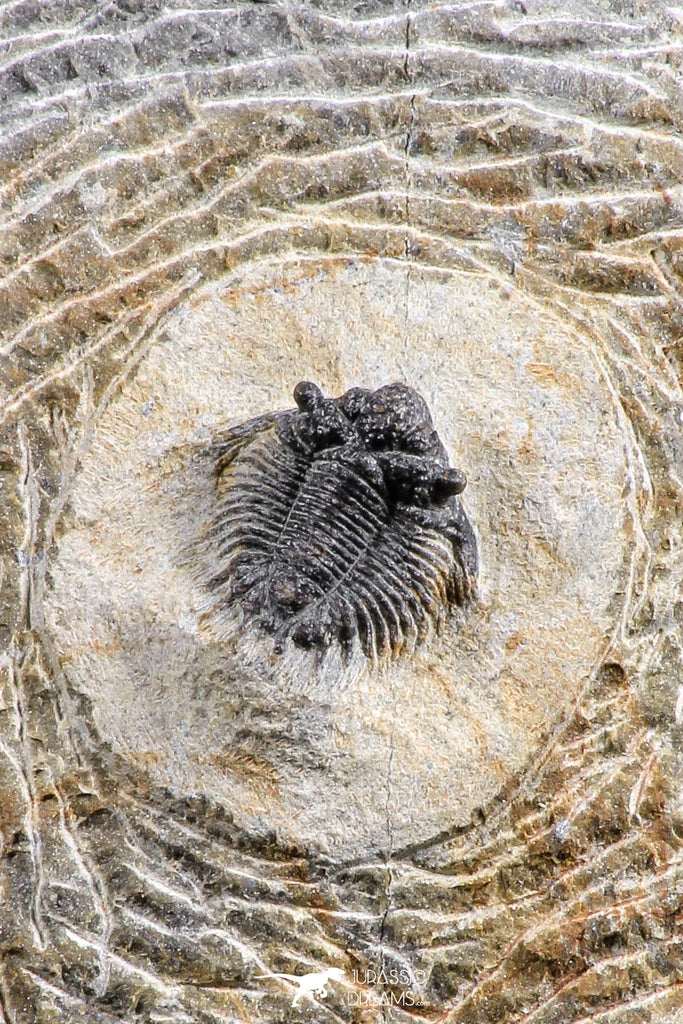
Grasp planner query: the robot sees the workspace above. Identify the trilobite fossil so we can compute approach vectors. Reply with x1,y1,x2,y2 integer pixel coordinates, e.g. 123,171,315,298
207,382,478,661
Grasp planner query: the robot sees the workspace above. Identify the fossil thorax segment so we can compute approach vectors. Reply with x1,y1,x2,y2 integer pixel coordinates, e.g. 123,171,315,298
209,382,478,661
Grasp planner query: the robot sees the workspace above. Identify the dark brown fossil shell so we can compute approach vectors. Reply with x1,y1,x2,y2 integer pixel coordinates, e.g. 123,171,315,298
208,382,478,661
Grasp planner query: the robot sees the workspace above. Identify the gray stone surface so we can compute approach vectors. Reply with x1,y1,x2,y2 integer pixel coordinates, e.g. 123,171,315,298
1,1,682,1022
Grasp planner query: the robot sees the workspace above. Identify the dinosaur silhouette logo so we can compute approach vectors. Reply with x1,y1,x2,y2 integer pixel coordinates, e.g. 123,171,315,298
256,966,345,1007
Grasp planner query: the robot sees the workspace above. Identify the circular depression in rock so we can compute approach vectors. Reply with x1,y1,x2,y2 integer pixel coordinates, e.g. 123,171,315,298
47,256,632,858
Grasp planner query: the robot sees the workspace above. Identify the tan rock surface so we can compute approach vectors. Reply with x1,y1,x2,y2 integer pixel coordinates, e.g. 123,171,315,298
46,259,632,861
1,1,682,1022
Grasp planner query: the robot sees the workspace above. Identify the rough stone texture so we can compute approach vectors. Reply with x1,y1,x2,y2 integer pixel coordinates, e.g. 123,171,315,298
43,261,633,866
1,1,682,1023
